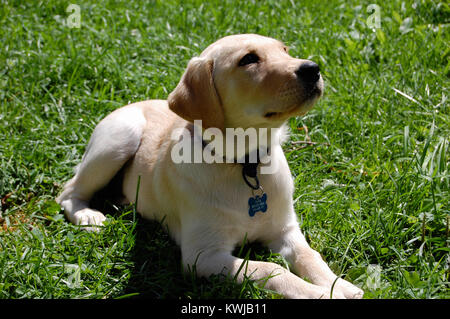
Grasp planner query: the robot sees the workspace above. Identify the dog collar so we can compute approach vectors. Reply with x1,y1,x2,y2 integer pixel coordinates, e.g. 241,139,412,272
241,149,269,217
241,148,268,189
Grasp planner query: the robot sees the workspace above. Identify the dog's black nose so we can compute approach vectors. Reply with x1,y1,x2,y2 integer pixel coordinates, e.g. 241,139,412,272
295,61,320,83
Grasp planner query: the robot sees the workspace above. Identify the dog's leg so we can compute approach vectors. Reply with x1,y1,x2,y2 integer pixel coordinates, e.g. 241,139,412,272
181,226,346,299
183,249,347,299
268,227,364,299
56,106,146,230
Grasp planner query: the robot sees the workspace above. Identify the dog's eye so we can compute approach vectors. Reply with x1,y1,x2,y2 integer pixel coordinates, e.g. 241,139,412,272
238,53,260,66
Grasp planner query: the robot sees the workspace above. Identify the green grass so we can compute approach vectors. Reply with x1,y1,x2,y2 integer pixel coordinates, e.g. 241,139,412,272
0,0,449,299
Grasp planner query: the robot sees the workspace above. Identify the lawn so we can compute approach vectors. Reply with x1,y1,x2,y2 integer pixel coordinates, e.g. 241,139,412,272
0,0,448,299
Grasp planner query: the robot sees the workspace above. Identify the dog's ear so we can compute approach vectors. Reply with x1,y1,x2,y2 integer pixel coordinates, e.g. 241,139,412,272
168,57,224,130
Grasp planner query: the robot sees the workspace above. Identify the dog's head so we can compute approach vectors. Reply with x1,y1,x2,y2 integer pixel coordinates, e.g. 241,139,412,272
168,34,323,130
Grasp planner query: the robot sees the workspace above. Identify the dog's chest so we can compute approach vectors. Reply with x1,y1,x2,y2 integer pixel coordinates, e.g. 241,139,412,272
125,140,296,244
198,161,295,242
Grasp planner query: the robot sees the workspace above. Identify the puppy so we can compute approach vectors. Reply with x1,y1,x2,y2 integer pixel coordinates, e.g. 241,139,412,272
56,34,364,299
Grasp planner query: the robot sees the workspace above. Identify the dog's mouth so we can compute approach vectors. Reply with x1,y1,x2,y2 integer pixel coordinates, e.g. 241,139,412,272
263,108,304,119
264,111,281,118
305,85,322,99
264,87,322,119
263,106,302,120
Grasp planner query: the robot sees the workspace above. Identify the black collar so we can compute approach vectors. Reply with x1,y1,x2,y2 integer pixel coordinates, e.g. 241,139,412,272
241,148,269,190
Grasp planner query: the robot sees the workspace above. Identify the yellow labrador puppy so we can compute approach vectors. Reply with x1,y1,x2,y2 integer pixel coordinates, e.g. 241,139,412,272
56,34,363,299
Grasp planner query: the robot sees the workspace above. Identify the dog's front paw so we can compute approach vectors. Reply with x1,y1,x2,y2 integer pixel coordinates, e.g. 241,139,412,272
333,279,364,299
311,286,346,299
73,208,106,231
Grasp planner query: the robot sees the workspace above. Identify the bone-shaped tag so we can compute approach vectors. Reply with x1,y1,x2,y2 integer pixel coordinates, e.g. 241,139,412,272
248,193,268,217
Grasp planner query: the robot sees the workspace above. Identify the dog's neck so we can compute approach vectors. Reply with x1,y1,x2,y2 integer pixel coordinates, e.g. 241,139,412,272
196,123,287,164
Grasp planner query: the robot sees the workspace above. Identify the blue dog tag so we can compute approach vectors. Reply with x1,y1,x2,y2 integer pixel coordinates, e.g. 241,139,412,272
248,193,268,217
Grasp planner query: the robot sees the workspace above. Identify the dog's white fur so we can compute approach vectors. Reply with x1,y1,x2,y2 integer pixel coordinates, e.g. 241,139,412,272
56,34,363,299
